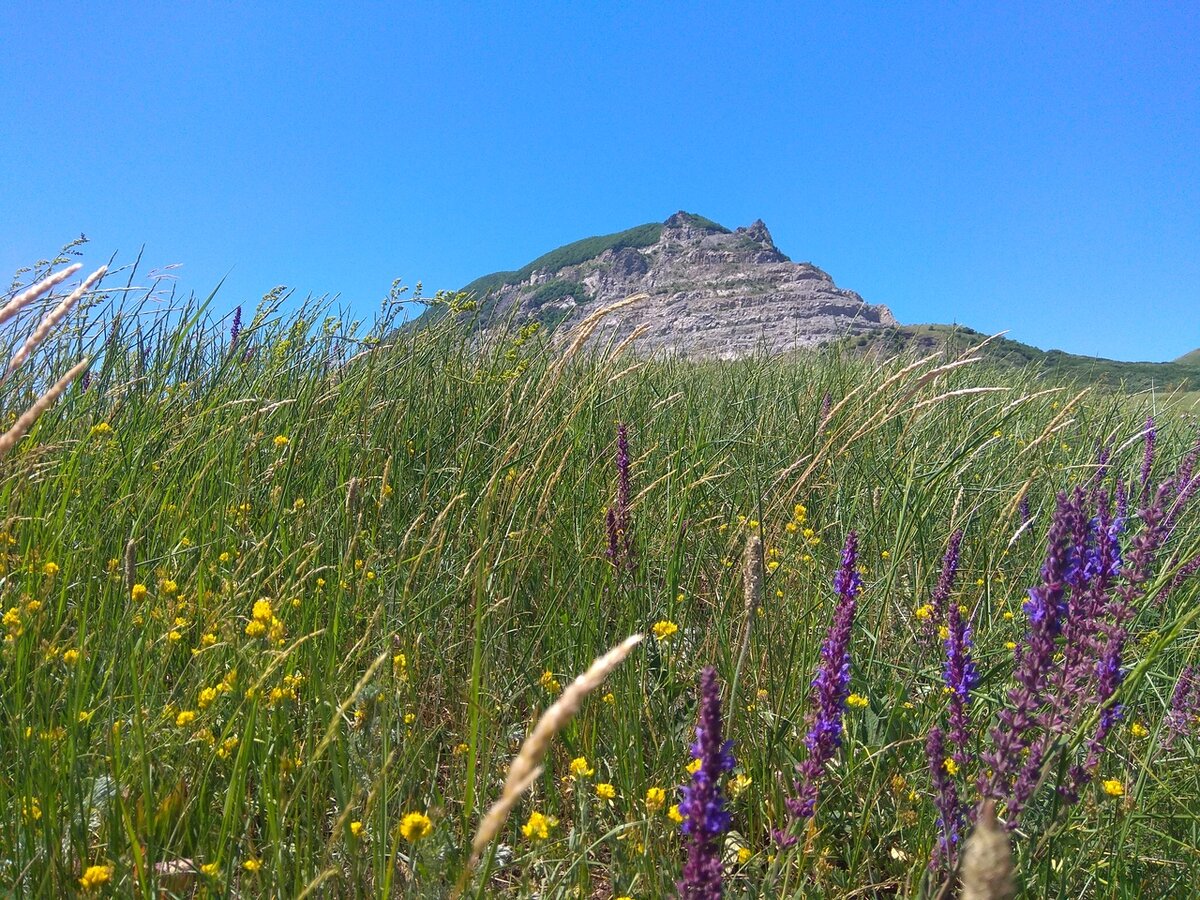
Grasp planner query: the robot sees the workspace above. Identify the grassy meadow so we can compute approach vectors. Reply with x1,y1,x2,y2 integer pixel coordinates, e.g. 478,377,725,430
2,261,1200,898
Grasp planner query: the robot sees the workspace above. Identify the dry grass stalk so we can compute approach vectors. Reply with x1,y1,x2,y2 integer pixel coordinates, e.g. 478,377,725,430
960,801,1016,900
467,633,643,868
3,265,106,383
0,358,90,460
0,263,82,327
123,537,137,592
743,533,763,615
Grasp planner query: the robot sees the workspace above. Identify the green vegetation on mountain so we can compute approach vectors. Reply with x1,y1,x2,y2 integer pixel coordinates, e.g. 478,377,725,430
842,324,1200,392
461,212,729,298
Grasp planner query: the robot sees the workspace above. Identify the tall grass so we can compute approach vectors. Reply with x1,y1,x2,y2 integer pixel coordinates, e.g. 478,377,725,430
1,259,1198,897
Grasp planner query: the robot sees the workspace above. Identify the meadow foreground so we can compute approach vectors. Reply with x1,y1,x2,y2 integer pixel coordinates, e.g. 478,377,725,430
2,266,1199,897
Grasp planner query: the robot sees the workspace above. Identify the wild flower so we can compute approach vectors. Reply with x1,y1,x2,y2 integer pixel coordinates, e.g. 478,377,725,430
401,811,433,840
923,529,962,642
521,810,555,841
1101,779,1124,797
678,665,734,900
927,726,964,871
783,531,861,836
645,786,666,813
1165,666,1200,744
652,619,679,641
596,782,616,800
980,491,1078,824
78,864,113,891
569,756,594,778
242,858,262,872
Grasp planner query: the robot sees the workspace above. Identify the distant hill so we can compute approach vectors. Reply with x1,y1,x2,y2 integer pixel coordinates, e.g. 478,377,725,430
843,324,1200,392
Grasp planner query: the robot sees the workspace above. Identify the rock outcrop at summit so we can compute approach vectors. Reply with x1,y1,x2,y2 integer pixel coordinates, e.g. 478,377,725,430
465,211,896,358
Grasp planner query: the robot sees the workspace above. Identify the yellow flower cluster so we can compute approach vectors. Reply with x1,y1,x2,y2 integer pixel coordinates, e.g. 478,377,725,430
244,598,284,643
652,620,678,641
522,810,556,841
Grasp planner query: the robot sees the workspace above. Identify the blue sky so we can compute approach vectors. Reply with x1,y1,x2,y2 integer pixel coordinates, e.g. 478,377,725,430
2,2,1197,361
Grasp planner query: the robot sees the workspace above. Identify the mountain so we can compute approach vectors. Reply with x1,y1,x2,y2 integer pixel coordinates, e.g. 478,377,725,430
439,212,1199,389
456,211,896,358
844,324,1200,392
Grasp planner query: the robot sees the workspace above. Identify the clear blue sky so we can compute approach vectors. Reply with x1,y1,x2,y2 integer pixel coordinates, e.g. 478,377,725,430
2,2,1197,361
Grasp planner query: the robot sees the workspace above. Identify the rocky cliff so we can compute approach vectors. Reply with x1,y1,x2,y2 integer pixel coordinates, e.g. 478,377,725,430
462,212,896,358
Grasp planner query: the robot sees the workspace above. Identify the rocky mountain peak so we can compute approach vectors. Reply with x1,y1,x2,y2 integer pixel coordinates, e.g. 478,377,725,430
460,213,897,358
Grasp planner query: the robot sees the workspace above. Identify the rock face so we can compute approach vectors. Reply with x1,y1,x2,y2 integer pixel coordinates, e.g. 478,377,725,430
471,211,896,358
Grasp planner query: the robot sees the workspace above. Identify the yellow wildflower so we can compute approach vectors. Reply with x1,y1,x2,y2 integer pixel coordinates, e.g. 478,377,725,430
1102,779,1124,797
273,435,289,448
737,846,752,865
1129,721,1149,739
63,647,81,665
944,757,959,776
79,864,113,891
539,670,561,694
569,756,594,778
645,786,666,813
846,693,869,709
160,579,178,595
131,583,148,601
595,782,616,800
686,758,702,775
198,687,218,710
521,810,555,841
652,620,679,641
175,710,196,727
602,692,615,705
201,862,220,877
399,811,433,842
42,561,59,576
668,804,683,824
242,859,262,872
350,820,365,838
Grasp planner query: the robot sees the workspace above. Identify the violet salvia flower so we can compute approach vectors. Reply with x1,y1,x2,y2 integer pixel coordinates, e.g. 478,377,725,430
678,665,734,900
1162,554,1200,605
230,305,242,349
980,491,1078,825
927,726,964,871
1018,494,1032,528
1081,482,1174,776
1092,441,1111,492
783,531,861,835
1165,666,1200,746
1140,416,1156,502
79,370,91,392
923,529,963,643
942,549,977,765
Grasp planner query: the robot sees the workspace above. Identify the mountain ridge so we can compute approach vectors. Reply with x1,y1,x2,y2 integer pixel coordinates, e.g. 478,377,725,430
436,212,1198,384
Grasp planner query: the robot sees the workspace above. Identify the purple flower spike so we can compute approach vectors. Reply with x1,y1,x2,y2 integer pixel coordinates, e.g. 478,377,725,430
942,534,977,767
782,531,861,836
927,726,964,871
230,305,242,349
1140,416,1156,502
923,529,963,643
678,666,734,900
980,491,1079,824
1165,666,1200,746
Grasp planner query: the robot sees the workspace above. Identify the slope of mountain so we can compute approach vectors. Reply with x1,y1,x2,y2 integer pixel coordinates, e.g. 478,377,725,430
456,211,896,358
1176,348,1200,366
844,324,1200,392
